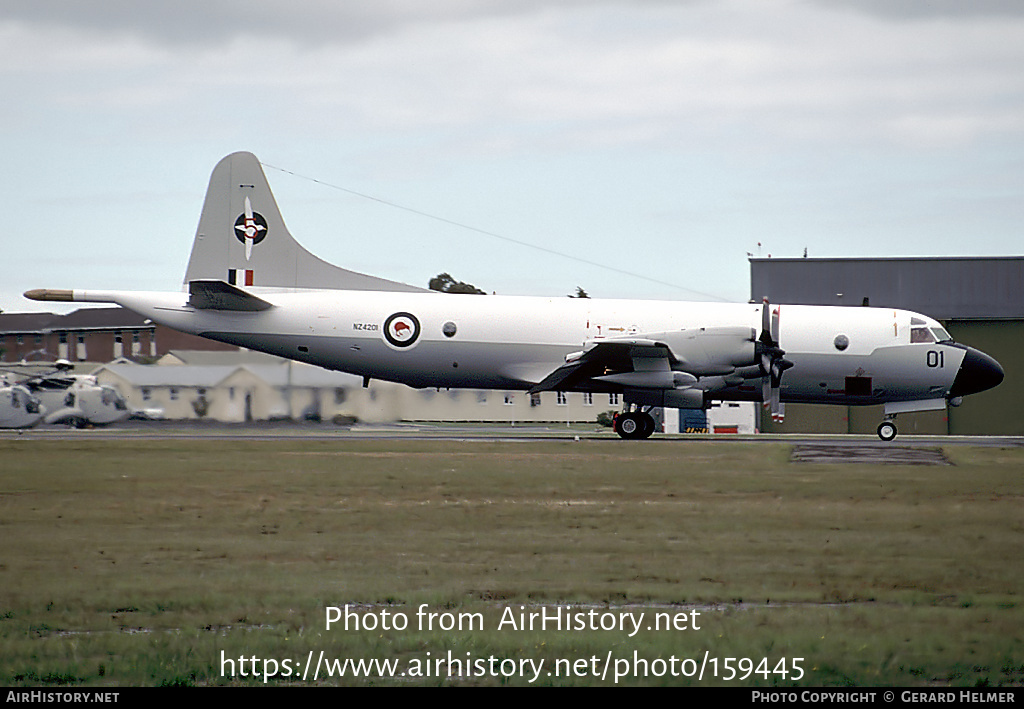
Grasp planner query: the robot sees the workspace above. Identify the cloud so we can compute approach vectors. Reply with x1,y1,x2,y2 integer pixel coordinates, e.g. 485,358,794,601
0,0,629,46
3,0,1024,311
4,0,1023,156
811,0,1024,20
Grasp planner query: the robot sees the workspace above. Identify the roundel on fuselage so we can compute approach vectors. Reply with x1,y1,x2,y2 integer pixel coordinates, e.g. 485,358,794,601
383,312,421,348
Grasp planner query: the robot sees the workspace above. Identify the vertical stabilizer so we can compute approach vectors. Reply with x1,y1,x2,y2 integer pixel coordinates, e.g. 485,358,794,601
183,152,426,292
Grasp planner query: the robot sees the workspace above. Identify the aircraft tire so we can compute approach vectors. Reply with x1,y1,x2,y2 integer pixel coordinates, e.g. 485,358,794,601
638,412,656,439
616,413,643,440
877,420,897,441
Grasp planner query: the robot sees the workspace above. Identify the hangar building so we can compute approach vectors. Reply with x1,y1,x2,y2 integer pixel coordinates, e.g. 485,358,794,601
750,256,1023,435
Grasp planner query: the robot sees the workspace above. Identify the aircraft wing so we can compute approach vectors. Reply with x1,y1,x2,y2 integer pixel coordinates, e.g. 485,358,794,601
530,326,759,394
530,339,664,393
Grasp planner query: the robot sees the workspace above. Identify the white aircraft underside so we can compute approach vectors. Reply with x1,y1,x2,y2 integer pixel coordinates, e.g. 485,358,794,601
26,152,1003,439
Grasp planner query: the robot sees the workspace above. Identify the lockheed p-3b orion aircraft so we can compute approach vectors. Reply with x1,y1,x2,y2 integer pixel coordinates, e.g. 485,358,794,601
26,152,1003,440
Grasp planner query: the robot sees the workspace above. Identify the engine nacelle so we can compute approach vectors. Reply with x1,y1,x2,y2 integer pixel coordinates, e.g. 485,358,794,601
648,326,757,375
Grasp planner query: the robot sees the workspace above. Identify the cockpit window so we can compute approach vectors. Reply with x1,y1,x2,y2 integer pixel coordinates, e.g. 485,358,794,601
931,327,952,342
911,327,936,343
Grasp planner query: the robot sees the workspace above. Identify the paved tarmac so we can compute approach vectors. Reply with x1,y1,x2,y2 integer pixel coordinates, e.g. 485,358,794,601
4,420,1022,452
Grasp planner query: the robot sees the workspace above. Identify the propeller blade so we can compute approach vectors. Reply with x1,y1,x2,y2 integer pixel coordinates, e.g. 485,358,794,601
758,297,793,419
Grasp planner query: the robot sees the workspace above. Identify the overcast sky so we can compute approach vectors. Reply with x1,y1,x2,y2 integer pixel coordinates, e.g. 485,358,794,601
4,0,1023,313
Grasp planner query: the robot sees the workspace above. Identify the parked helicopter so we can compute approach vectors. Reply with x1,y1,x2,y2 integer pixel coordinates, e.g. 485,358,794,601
0,374,45,428
1,361,129,428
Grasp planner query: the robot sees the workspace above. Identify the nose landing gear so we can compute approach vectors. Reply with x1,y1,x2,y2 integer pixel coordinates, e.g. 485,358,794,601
877,417,897,441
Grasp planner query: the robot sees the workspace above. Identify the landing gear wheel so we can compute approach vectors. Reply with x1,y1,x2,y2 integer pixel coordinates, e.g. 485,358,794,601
638,412,655,439
877,420,897,441
616,412,643,440
616,412,656,440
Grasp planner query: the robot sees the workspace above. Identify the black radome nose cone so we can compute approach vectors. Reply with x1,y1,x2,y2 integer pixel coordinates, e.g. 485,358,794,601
950,347,1004,398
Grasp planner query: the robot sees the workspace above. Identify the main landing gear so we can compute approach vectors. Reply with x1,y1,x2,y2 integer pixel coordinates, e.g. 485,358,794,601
614,408,656,440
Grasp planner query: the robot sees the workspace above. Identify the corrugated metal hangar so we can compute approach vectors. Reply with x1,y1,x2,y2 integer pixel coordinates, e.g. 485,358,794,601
750,256,1023,435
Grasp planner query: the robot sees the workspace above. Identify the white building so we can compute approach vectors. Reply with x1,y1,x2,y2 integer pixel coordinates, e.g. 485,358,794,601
93,350,756,431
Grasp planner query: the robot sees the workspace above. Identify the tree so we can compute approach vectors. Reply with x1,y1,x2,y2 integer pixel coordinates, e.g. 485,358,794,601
569,286,590,298
429,273,486,295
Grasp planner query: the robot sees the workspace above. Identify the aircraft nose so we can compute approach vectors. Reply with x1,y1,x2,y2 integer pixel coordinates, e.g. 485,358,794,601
949,347,1004,398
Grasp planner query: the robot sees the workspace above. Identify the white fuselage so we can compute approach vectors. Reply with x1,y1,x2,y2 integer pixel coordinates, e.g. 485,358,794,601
100,288,965,406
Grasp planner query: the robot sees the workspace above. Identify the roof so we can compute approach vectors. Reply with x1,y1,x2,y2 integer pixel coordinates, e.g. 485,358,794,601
158,349,286,366
95,362,362,389
57,307,152,330
0,307,153,334
750,256,1024,320
0,312,60,333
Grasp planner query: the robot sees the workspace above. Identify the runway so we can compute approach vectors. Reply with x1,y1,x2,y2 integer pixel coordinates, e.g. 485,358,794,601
5,419,1022,451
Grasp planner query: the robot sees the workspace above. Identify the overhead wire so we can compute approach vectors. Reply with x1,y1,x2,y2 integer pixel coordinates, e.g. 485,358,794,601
261,162,729,301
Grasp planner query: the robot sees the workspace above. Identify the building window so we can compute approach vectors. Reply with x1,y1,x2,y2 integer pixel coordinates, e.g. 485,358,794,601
477,391,488,405
530,393,541,407
169,388,178,401
556,392,567,406
141,388,151,401
583,392,593,406
609,393,620,406
503,393,514,406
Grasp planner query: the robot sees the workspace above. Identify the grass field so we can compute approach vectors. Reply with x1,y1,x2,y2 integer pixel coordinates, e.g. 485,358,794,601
0,437,1021,686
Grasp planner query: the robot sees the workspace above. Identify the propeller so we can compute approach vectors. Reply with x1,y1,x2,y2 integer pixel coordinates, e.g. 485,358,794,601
757,297,794,422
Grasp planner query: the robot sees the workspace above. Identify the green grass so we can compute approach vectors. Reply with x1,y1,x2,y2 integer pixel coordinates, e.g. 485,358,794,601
0,438,1021,685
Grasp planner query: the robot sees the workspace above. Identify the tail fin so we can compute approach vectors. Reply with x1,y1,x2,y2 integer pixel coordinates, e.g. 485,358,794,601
183,152,426,292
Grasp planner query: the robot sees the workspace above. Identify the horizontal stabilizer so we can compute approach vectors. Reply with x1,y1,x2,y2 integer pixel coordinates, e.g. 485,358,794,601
188,280,273,311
